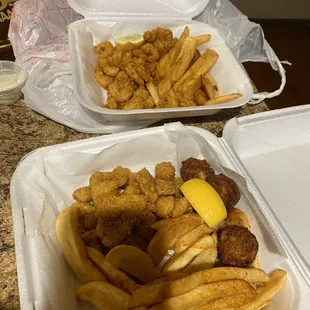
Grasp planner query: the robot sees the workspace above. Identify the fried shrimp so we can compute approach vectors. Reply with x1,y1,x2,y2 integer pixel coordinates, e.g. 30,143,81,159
94,41,114,58
141,43,160,62
125,64,145,86
108,81,134,103
103,65,120,77
94,67,113,89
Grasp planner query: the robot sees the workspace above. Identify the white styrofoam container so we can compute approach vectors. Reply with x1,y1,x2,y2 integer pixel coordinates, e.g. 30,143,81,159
10,112,310,309
67,0,253,122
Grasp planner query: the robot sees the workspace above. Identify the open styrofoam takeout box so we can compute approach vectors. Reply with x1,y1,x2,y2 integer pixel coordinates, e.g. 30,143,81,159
67,0,253,122
10,105,310,309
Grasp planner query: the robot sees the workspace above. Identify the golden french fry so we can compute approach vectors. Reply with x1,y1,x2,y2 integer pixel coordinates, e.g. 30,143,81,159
151,213,200,230
72,186,91,203
202,72,219,99
158,74,172,98
163,234,215,274
183,232,218,273
168,26,190,66
156,53,170,80
194,34,212,46
87,247,138,294
55,208,106,283
235,269,287,310
149,279,256,310
174,224,214,254
172,36,197,83
165,89,179,107
227,208,251,230
106,245,161,284
180,26,190,41
174,49,219,88
255,301,271,309
129,267,269,308
150,272,187,285
146,82,160,105
180,76,202,98
186,292,256,310
202,93,243,106
147,214,203,266
195,89,209,106
77,281,130,310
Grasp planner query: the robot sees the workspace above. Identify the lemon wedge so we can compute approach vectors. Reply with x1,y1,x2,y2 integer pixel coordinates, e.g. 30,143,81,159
180,178,227,228
115,34,144,47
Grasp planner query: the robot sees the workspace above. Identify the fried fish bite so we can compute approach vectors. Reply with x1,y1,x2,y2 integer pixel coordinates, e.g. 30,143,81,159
171,197,192,218
218,225,258,267
72,186,92,203
72,202,97,232
155,162,175,180
209,174,241,212
156,196,175,218
90,180,120,205
96,194,148,248
180,157,215,181
156,179,176,196
135,168,158,204
89,166,130,186
174,177,184,198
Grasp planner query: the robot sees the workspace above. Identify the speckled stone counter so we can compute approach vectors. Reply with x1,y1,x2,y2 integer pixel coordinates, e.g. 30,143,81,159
0,99,269,309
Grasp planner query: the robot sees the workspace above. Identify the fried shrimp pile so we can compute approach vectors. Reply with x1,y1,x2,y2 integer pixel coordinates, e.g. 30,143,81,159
94,26,242,110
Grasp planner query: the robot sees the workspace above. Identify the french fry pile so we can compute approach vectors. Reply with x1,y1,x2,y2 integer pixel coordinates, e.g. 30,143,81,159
94,26,243,110
56,161,287,310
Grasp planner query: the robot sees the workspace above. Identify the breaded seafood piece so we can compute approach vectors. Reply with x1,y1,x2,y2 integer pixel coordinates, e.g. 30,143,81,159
155,162,175,180
156,196,175,218
89,166,130,186
156,179,176,196
96,194,148,248
174,177,184,198
90,180,120,205
219,225,258,267
209,174,241,212
171,197,192,218
180,157,215,181
135,168,158,204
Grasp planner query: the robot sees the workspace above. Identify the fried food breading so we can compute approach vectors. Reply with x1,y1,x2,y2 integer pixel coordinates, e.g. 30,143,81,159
180,157,215,181
171,197,191,218
156,196,175,218
155,162,175,180
209,174,241,212
218,225,259,267
96,194,148,248
156,179,176,196
135,168,158,204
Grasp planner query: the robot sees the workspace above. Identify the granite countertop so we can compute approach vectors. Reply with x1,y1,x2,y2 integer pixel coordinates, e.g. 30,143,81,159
0,99,269,309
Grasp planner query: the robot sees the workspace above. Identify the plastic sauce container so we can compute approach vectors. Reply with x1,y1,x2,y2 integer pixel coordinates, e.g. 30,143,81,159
0,61,27,104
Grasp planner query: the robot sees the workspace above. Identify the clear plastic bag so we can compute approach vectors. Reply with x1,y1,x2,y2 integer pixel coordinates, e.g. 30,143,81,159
9,0,287,133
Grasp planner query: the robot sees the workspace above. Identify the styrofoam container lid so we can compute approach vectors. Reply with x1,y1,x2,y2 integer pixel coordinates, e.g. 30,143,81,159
0,61,27,104
223,104,310,282
67,0,209,19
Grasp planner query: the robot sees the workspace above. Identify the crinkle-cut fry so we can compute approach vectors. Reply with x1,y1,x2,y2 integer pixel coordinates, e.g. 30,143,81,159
172,36,197,83
195,89,209,106
186,293,256,310
234,269,287,310
200,93,243,106
173,49,218,88
194,34,212,45
146,82,160,105
77,281,130,310
87,247,138,294
202,72,219,99
174,224,214,254
162,234,215,274
129,267,269,308
149,279,256,310
55,208,106,283
158,74,172,99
